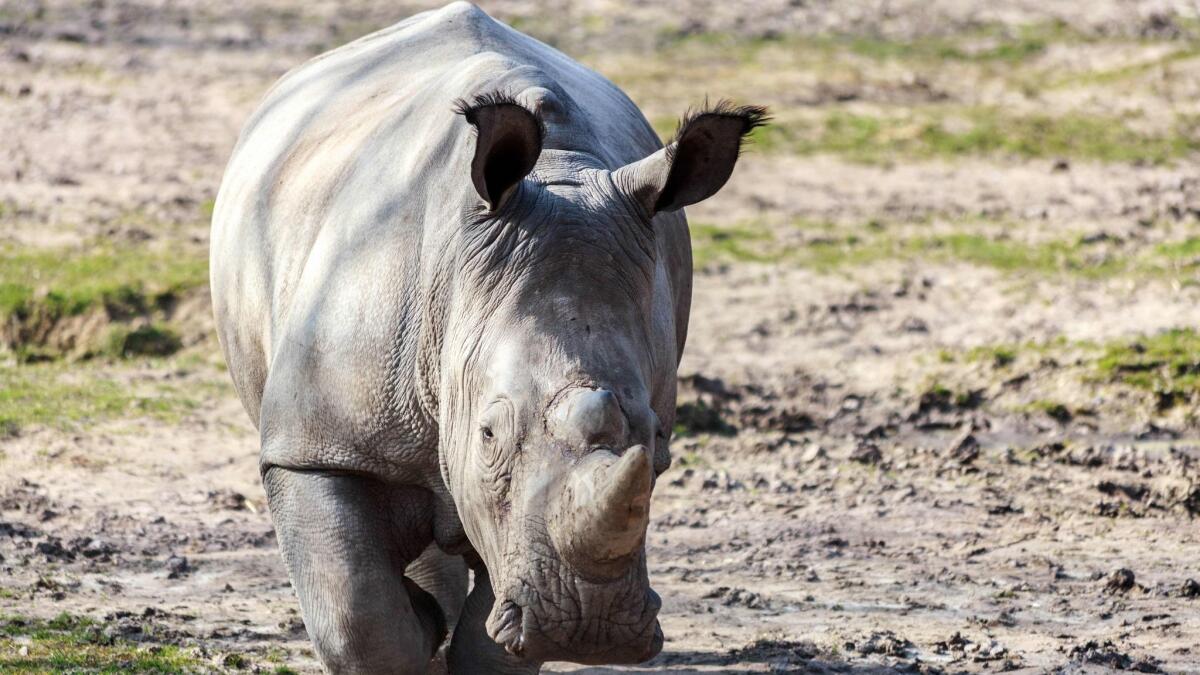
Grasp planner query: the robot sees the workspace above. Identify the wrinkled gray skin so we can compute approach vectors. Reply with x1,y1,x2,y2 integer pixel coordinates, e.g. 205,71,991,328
210,3,762,672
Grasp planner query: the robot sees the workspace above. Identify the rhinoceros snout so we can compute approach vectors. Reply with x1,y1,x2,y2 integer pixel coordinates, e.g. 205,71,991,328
489,584,663,664
486,386,664,662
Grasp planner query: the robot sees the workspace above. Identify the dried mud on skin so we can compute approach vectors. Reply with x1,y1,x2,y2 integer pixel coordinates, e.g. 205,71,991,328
3,0,1200,673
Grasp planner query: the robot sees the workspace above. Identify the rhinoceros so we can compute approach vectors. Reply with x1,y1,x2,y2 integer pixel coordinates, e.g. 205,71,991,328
210,2,764,672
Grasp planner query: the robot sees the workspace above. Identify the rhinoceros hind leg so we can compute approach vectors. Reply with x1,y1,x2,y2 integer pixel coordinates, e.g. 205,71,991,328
264,467,444,674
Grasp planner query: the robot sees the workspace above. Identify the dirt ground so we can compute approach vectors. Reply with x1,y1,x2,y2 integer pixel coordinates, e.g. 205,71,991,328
2,1,1199,673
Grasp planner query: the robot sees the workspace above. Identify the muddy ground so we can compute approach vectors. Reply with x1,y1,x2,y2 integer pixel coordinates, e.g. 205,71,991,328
2,1,1199,673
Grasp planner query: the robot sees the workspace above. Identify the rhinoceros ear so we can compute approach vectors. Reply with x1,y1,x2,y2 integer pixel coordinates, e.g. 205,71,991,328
614,101,768,216
456,93,545,211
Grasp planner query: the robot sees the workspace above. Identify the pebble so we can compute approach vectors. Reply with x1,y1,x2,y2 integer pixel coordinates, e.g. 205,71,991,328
166,554,190,579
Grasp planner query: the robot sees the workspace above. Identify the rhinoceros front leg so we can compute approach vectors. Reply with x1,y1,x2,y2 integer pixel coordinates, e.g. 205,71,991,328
445,562,541,675
263,467,446,674
407,544,468,630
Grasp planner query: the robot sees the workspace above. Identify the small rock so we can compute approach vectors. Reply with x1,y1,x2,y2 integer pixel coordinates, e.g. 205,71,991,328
933,631,972,655
668,467,693,487
1135,422,1178,440
1104,568,1136,594
769,478,795,494
973,639,1009,662
1068,640,1161,672
279,616,306,636
800,444,826,463
208,490,248,511
103,619,143,640
702,585,768,609
80,537,117,560
166,555,190,579
36,538,75,562
849,441,882,465
947,426,980,464
1179,578,1199,598
1097,481,1149,502
700,470,741,492
1181,485,1200,516
1079,231,1114,245
853,630,913,656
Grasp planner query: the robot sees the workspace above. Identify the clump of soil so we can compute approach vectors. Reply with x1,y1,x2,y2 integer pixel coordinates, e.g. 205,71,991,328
1068,640,1163,672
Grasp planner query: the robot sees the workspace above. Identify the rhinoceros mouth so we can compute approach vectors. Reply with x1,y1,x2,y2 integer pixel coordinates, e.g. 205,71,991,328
488,598,527,657
488,574,663,664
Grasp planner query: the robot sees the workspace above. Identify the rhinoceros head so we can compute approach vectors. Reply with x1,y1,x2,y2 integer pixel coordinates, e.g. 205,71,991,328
435,94,765,664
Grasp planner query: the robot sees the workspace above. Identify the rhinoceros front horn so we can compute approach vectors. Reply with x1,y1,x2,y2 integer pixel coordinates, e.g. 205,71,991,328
550,445,654,580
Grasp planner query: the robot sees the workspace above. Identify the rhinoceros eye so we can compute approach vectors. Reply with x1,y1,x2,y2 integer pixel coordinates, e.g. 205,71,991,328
478,400,516,502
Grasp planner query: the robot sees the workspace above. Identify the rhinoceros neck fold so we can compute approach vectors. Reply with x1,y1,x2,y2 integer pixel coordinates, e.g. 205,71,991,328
529,149,607,185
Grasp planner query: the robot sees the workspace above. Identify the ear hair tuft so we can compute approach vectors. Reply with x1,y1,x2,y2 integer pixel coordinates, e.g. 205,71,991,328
453,91,547,144
667,98,771,161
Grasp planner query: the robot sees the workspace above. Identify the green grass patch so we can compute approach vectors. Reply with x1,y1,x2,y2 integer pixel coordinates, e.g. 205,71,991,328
950,331,1199,416
840,21,1064,64
1051,44,1200,89
654,21,1069,66
105,324,184,359
1023,399,1076,423
911,234,1128,277
1157,237,1200,261
0,613,205,673
0,243,207,360
919,382,984,410
606,21,1200,165
691,222,1136,278
0,244,207,321
920,234,1060,272
758,108,1200,164
965,345,1019,368
689,222,779,268
1095,328,1200,407
0,362,212,436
